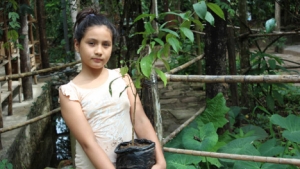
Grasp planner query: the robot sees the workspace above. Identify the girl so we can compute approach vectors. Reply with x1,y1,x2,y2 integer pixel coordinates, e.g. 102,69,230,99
59,8,166,169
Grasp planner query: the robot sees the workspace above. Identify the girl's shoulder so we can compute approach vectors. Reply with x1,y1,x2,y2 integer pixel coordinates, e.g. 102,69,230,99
58,82,80,102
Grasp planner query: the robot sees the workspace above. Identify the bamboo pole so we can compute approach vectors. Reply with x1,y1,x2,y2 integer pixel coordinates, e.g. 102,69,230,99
163,147,300,166
0,108,61,133
249,31,300,37
0,60,80,82
168,54,204,74
164,74,300,83
162,106,205,145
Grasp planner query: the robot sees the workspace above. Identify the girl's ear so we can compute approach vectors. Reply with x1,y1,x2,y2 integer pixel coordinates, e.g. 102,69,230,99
74,39,79,52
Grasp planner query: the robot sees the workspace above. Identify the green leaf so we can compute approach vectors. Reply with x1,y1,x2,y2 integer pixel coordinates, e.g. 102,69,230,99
182,123,218,151
8,12,19,21
266,94,274,111
218,136,260,164
270,114,300,143
140,55,153,78
154,38,164,46
261,163,288,169
144,22,156,34
160,28,179,37
179,27,194,43
119,86,128,97
154,68,167,87
192,19,204,31
193,1,207,20
258,138,284,157
268,59,276,69
7,30,18,40
120,66,128,76
134,13,155,23
252,105,272,115
166,153,200,169
137,44,146,54
134,77,142,89
241,125,269,140
272,90,284,105
205,11,215,26
200,93,230,129
233,160,261,169
166,36,181,54
161,58,170,72
109,77,121,96
207,3,225,20
265,18,276,33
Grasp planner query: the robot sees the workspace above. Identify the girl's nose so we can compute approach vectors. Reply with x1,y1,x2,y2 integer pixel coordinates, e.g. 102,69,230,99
95,45,102,55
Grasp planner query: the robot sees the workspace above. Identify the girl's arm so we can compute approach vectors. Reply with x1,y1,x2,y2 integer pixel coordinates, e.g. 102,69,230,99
124,75,166,169
59,90,115,169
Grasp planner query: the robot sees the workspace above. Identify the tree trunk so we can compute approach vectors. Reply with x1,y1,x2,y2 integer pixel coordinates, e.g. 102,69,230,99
227,26,238,106
61,0,70,62
20,0,33,100
194,0,203,75
69,0,81,61
238,0,250,109
36,0,50,70
275,1,282,53
204,0,227,99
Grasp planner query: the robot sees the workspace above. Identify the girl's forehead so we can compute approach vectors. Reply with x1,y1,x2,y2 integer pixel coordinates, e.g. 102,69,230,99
84,25,112,39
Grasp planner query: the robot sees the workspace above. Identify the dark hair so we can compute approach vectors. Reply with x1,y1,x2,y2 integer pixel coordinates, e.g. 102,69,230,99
73,8,118,44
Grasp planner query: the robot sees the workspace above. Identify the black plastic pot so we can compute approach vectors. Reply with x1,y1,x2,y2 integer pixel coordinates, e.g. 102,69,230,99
114,139,156,169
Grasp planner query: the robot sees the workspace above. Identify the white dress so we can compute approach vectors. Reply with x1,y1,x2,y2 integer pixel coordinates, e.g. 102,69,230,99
59,69,135,169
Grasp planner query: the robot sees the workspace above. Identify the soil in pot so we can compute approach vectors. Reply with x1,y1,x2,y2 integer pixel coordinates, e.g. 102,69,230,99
114,138,156,169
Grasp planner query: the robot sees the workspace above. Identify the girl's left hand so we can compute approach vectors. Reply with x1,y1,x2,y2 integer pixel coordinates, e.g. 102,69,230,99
151,163,166,169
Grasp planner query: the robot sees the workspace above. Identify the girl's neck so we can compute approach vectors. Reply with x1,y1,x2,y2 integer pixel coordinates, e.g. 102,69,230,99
80,65,106,80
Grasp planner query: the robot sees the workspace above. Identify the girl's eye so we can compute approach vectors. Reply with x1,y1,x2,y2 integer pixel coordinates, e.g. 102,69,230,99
88,42,95,46
103,43,111,47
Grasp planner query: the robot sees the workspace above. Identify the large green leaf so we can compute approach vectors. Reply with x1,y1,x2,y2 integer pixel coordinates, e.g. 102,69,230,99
218,136,259,164
166,153,200,169
140,55,153,78
134,13,155,23
207,2,225,20
261,163,288,169
200,93,230,129
144,22,156,34
193,1,207,20
270,114,300,143
233,160,261,169
179,27,194,43
258,139,284,157
160,28,179,37
204,11,215,25
155,68,167,87
166,36,181,54
241,125,269,140
182,123,218,151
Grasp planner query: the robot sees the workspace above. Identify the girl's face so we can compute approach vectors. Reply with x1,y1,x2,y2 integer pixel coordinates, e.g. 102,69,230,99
75,25,113,70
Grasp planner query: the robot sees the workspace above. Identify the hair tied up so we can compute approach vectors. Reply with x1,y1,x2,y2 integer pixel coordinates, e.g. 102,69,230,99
88,13,95,17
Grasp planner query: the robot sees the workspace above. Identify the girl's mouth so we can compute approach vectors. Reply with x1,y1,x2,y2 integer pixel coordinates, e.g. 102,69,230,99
92,58,103,63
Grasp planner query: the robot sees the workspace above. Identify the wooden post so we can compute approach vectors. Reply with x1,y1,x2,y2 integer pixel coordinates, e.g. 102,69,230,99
227,26,239,106
275,1,282,53
36,0,50,69
20,0,33,100
140,46,163,143
238,0,250,110
3,13,13,116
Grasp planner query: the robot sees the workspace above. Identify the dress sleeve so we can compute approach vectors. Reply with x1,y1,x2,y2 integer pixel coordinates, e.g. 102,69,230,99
58,84,79,103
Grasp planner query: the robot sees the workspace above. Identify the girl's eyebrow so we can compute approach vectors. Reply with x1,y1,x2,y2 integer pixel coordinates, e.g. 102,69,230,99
85,38,112,43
